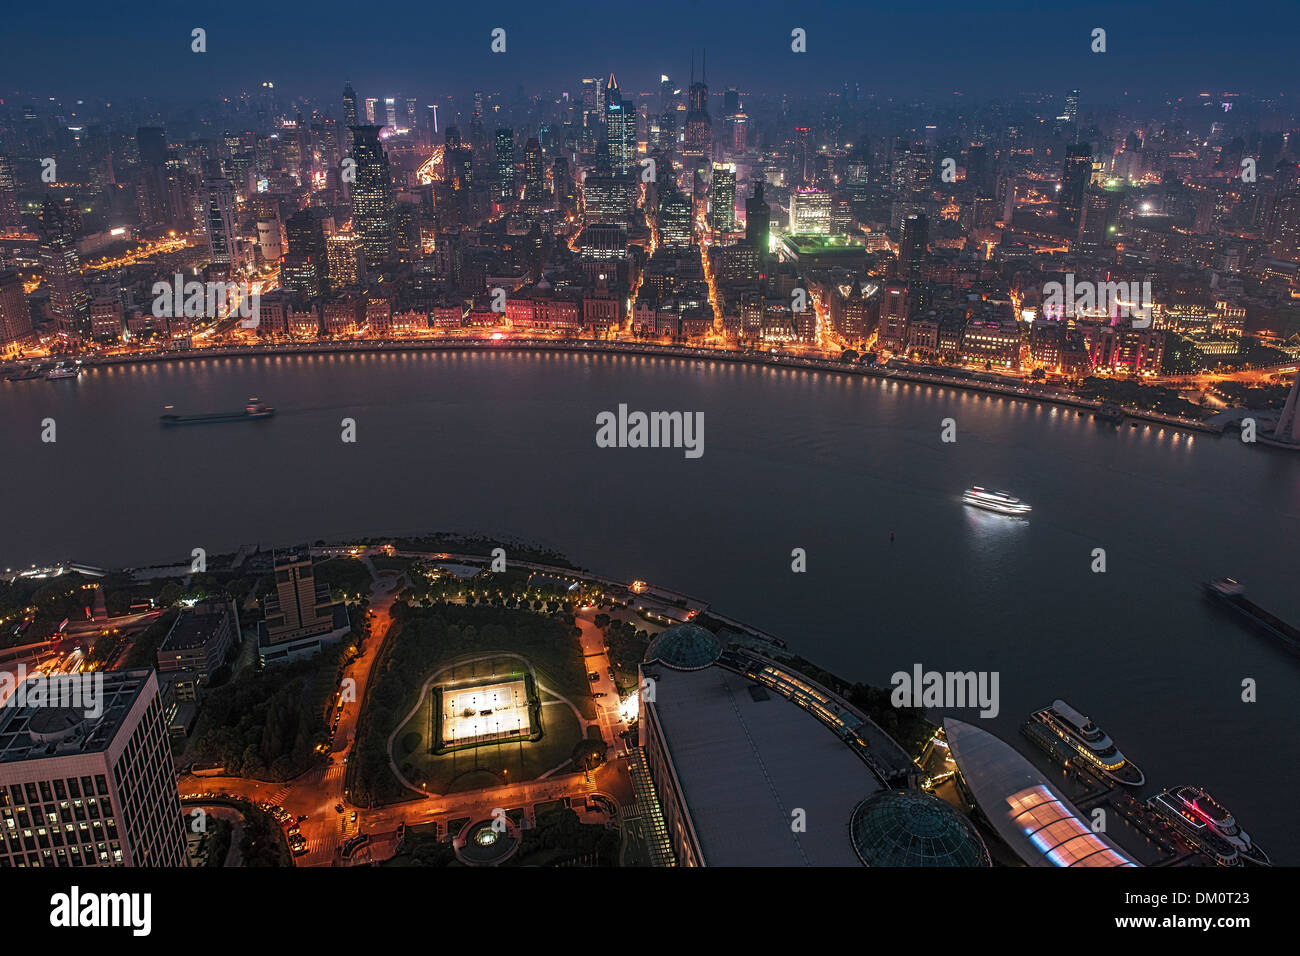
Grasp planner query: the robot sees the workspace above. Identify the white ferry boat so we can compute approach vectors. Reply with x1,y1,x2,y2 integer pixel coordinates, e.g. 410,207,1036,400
1156,786,1270,866
1030,699,1145,786
961,486,1031,516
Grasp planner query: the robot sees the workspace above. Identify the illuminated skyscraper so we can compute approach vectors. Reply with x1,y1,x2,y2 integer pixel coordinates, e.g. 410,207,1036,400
682,53,713,161
0,269,31,348
899,213,928,282
342,82,358,129
201,179,238,267
0,154,20,232
349,125,395,267
603,75,637,175
708,163,736,232
495,128,516,200
37,198,88,335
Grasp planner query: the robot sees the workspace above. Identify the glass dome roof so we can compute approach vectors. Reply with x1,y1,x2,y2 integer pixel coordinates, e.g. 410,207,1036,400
644,623,722,671
849,790,991,867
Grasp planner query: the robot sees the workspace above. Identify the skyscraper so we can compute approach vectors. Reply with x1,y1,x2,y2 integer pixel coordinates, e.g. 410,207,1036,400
603,75,637,175
37,199,89,335
0,154,21,232
0,668,189,867
683,53,713,161
201,179,238,267
1059,144,1092,232
899,213,928,282
745,180,771,253
495,128,516,201
709,163,737,232
0,269,32,349
342,82,358,129
349,125,395,267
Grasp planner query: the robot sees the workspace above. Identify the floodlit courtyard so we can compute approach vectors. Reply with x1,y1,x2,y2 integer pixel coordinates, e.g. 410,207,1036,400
442,679,531,746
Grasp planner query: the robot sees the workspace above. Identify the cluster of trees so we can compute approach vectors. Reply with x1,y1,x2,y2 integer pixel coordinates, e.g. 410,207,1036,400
348,602,585,807
189,648,341,780
517,808,620,867
603,619,651,681
1078,377,1209,419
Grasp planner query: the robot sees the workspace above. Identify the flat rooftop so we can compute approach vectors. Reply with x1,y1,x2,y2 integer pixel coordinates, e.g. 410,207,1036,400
647,664,881,866
0,669,154,764
160,599,230,652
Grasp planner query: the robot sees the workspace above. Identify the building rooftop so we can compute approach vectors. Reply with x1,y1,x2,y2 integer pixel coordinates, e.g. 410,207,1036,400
849,790,990,867
645,623,721,671
944,718,1136,867
645,663,881,865
0,669,154,764
160,598,231,652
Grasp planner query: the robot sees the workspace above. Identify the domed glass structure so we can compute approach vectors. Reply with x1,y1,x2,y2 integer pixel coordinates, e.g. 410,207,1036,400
849,790,990,867
644,623,721,671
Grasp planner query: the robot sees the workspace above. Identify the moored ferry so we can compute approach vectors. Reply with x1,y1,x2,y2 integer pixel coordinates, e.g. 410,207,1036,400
46,361,81,380
1029,699,1144,786
1153,786,1269,866
1148,788,1245,866
961,486,1032,516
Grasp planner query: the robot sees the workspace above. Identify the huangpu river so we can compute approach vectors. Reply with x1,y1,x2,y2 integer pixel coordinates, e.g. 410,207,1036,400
4,349,1299,861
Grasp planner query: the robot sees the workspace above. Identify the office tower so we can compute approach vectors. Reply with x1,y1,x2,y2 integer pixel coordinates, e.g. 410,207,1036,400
327,232,363,290
523,137,545,203
37,198,88,335
392,199,418,264
899,213,928,283
658,182,694,248
732,113,747,154
262,548,340,647
0,154,20,232
1064,90,1080,139
201,179,238,266
364,97,378,124
284,210,328,301
342,82,358,129
256,217,283,261
966,144,990,194
603,75,637,175
405,98,418,132
682,52,712,161
471,91,486,152
349,125,395,267
890,140,930,195
495,128,516,201
1268,191,1300,264
0,668,188,867
1059,143,1092,231
789,187,831,234
0,269,32,346
709,162,737,232
794,127,812,185
745,180,771,253
384,97,397,130
552,157,575,212
723,88,740,118
1077,187,1120,254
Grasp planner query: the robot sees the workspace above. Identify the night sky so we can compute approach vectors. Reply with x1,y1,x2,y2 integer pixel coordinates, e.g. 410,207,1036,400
4,0,1299,102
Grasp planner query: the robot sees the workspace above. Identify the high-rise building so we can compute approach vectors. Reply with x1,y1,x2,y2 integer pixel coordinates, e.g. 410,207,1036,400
327,232,363,291
259,548,348,664
495,128,516,201
201,179,238,267
342,82,358,129
682,54,713,161
708,162,737,232
0,269,32,348
37,199,88,335
658,183,694,249
0,154,21,232
0,668,189,867
899,213,928,282
603,75,637,175
745,180,771,253
523,137,545,204
789,187,831,234
349,125,395,267
1059,144,1092,232
283,210,328,301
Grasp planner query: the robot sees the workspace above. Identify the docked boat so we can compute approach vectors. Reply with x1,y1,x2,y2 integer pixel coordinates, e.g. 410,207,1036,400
962,486,1031,516
161,398,275,426
1029,699,1145,786
4,364,46,381
1204,578,1300,653
1152,786,1269,866
46,361,81,380
1148,789,1241,866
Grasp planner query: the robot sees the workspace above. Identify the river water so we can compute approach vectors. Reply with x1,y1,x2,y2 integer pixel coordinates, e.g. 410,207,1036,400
4,349,1298,861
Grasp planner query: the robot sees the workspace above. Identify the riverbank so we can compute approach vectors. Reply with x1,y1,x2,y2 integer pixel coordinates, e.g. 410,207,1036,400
4,336,1259,440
